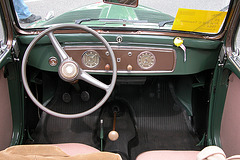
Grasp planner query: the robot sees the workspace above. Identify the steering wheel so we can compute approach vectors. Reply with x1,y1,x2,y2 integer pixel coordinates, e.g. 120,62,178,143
21,24,117,119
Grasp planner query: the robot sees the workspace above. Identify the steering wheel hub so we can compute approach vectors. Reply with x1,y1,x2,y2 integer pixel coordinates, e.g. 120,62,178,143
59,60,79,81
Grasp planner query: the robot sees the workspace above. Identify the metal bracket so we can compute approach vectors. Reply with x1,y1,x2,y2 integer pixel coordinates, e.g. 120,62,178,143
218,46,228,67
11,40,20,62
218,46,227,63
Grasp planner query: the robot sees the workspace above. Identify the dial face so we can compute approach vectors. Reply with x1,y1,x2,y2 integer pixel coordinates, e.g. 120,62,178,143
82,50,100,68
137,51,156,69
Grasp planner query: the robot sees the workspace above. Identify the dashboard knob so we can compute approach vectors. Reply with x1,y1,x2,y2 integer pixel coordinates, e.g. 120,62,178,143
127,64,133,71
105,64,111,70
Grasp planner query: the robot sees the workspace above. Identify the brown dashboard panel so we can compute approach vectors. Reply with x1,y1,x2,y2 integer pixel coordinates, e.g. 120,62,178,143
64,46,176,73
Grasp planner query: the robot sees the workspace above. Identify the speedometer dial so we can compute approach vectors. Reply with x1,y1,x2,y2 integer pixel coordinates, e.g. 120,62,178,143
137,51,156,69
82,50,100,68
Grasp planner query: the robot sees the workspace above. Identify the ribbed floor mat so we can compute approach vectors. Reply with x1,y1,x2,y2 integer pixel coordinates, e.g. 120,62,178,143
115,79,202,159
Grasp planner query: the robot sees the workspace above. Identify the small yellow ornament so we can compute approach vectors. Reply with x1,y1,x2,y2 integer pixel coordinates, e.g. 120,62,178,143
174,37,184,47
173,37,187,62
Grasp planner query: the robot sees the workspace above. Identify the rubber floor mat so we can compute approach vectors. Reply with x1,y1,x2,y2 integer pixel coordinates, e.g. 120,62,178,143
30,80,105,149
113,79,202,159
29,78,202,160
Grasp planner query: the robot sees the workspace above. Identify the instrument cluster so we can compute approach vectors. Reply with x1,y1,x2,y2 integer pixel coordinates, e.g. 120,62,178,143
64,46,176,73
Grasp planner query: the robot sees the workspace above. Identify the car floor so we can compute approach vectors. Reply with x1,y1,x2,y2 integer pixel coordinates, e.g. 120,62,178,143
27,78,202,160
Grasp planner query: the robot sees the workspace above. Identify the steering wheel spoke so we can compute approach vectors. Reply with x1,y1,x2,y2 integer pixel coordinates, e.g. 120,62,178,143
78,69,109,91
47,31,69,61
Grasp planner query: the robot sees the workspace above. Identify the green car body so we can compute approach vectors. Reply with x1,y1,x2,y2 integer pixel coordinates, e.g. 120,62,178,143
0,0,239,158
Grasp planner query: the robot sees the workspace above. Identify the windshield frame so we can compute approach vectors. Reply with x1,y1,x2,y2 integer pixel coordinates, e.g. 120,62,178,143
9,0,235,40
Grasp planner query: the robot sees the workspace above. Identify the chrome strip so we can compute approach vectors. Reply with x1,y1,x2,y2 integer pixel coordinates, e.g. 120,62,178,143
0,48,10,62
83,69,174,74
229,56,240,72
64,42,173,47
64,45,175,52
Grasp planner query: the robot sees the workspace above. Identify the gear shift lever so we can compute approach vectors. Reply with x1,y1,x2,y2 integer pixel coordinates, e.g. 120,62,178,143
108,110,119,141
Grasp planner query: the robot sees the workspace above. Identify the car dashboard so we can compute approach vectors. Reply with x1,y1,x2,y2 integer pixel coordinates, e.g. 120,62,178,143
19,33,222,76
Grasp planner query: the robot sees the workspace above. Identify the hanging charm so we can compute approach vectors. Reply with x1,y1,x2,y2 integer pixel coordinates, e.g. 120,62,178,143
174,37,187,62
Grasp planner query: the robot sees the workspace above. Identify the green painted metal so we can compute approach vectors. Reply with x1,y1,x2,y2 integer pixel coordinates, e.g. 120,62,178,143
225,60,240,79
100,4,138,20
174,77,193,116
18,34,222,49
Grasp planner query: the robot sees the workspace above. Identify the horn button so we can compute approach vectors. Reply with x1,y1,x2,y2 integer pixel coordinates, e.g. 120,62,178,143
59,60,79,81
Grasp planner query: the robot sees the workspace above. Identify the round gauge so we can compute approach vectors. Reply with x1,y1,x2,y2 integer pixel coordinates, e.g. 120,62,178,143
82,50,100,68
137,51,156,69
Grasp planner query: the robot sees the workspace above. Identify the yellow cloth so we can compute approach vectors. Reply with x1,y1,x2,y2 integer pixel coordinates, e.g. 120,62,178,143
0,145,122,160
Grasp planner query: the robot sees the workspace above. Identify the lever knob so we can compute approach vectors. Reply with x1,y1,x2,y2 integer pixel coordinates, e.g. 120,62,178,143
108,130,119,141
108,111,119,141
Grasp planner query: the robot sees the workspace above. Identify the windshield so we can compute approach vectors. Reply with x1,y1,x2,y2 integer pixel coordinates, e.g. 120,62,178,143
13,0,231,34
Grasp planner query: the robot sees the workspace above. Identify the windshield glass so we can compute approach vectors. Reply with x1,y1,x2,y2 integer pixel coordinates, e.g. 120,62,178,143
13,0,231,34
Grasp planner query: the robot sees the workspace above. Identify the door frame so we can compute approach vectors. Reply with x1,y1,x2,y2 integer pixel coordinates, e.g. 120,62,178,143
0,0,25,147
207,0,240,147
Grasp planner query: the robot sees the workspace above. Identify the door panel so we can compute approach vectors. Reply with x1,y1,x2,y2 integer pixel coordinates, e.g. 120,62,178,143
220,4,240,157
0,1,13,150
0,68,12,150
220,73,240,157
207,0,240,154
